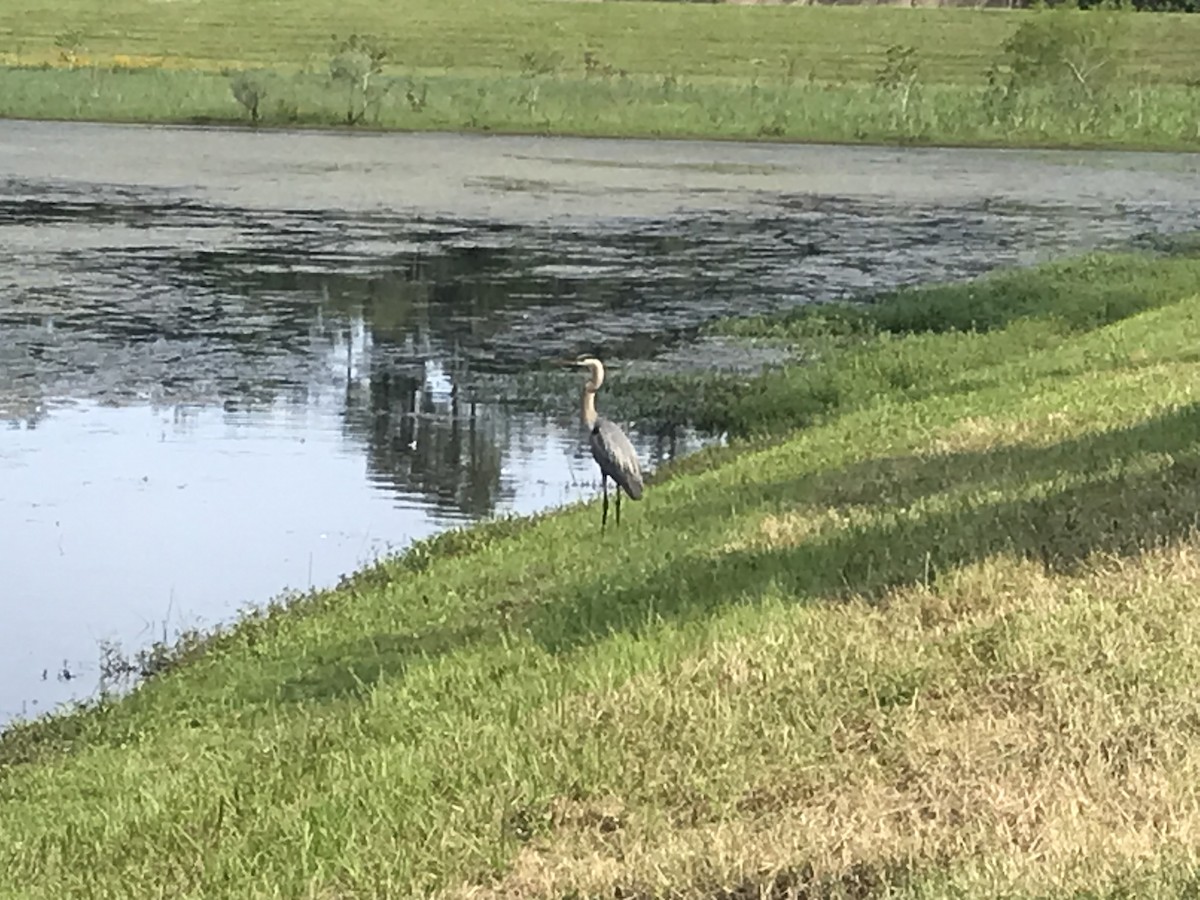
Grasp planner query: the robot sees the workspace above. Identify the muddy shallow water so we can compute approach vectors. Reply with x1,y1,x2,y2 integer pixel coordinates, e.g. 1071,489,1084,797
3,121,1199,726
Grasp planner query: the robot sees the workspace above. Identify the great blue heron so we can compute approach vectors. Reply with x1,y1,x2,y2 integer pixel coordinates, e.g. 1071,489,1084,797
574,357,643,531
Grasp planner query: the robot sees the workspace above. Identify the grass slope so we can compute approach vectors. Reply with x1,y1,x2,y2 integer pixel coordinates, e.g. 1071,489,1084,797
5,246,1200,897
1,1,1199,147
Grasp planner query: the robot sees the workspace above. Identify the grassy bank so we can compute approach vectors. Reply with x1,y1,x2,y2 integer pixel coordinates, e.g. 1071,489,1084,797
5,243,1200,897
2,0,1199,148
3,66,1198,149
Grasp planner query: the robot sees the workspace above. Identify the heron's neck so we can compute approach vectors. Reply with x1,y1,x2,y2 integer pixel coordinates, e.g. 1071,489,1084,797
581,387,598,429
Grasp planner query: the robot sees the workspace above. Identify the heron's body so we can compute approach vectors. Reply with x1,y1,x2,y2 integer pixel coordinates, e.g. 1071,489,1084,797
589,418,644,501
576,358,643,530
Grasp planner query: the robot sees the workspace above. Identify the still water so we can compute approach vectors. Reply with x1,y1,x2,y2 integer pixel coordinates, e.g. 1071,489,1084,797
3,121,1199,726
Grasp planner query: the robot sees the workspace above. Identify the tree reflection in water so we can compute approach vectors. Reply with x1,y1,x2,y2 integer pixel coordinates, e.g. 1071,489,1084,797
7,182,1174,518
342,354,507,520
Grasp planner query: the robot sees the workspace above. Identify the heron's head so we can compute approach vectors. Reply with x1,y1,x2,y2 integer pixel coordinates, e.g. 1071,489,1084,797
573,356,605,390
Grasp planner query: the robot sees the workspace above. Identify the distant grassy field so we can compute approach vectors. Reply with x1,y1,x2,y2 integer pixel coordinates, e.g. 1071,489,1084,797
5,242,1200,898
1,0,1199,147
2,0,1198,84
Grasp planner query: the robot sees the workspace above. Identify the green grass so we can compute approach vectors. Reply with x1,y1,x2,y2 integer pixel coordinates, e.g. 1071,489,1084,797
3,0,1199,85
6,242,1200,897
2,0,1200,148
701,246,1200,434
2,65,1199,149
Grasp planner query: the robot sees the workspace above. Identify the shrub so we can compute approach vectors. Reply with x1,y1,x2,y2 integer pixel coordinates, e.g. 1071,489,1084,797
875,44,921,123
518,48,563,77
228,70,269,123
54,30,85,67
329,33,389,125
1002,5,1128,101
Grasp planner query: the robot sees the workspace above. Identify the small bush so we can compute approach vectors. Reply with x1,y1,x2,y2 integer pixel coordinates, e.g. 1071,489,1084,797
404,79,428,112
583,50,625,79
54,30,85,67
228,69,269,123
875,44,921,126
978,5,1133,134
329,33,390,125
1002,6,1128,100
519,48,563,77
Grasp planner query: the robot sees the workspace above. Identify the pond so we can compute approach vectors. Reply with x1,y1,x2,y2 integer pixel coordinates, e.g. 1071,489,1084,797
3,120,1199,727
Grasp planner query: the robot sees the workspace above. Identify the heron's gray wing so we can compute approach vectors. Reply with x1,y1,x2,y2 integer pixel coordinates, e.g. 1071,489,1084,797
590,418,644,500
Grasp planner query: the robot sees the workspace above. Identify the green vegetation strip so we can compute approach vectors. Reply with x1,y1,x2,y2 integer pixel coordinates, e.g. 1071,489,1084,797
1,1,1199,148
6,241,1200,898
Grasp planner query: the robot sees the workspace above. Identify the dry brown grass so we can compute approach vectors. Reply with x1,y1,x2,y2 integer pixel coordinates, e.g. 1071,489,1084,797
929,412,1078,455
454,543,1200,900
718,505,877,555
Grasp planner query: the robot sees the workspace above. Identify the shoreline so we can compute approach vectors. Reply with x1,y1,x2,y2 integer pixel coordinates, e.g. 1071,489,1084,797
5,110,1200,156
6,240,1200,895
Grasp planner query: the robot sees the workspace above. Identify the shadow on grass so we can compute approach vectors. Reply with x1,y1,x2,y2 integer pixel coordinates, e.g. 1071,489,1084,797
277,400,1200,702
6,402,1199,763
528,401,1200,653
276,622,489,704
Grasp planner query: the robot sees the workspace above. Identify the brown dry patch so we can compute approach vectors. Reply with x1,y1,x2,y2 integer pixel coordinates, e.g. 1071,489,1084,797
462,712,1200,899
929,412,1077,455
549,795,628,835
880,553,1053,631
455,814,922,900
455,541,1200,900
931,364,1200,457
455,758,1198,899
718,505,877,555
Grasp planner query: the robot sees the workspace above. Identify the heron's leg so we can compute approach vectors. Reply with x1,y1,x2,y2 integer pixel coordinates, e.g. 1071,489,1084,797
616,484,622,527
601,475,609,532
